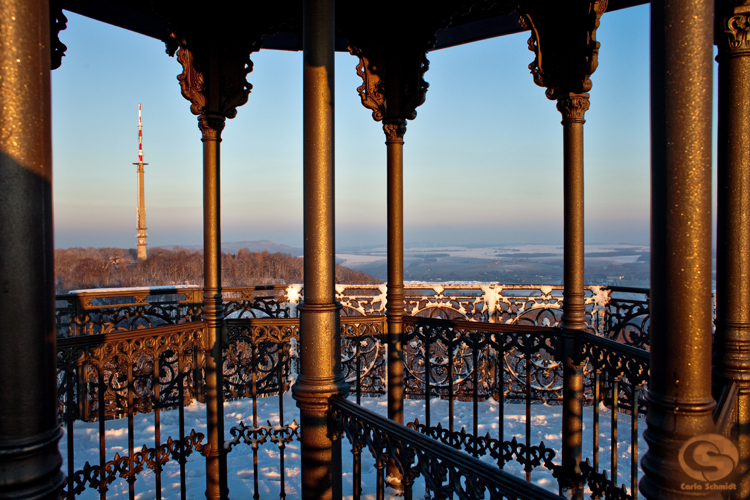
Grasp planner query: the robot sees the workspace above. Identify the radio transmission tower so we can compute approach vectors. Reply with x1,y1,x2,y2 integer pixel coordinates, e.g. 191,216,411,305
134,103,149,260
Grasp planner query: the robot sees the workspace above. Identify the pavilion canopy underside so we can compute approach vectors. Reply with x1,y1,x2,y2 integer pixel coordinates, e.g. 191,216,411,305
61,0,649,52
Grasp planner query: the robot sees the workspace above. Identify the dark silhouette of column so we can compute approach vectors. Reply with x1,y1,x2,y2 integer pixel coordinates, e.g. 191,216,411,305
641,0,718,498
292,2,348,500
0,0,65,497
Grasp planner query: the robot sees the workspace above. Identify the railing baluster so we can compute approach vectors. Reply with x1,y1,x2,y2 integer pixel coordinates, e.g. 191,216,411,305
154,353,162,500
252,340,259,500
472,332,479,456
278,344,286,500
66,369,75,499
179,359,187,500
127,359,135,500
448,330,454,434
356,325,362,405
593,370,600,472
353,447,361,500
631,385,639,499
611,379,619,487
525,334,532,482
99,368,107,500
425,326,431,429
376,461,385,500
498,340,505,469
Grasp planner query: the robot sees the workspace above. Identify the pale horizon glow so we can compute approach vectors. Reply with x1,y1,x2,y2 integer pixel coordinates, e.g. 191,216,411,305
52,6,655,251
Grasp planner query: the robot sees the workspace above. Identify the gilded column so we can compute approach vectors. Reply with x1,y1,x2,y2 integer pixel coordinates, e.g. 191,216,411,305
292,1,348,500
199,113,228,500
0,0,65,497
714,4,750,498
641,0,718,498
557,92,589,500
384,119,406,427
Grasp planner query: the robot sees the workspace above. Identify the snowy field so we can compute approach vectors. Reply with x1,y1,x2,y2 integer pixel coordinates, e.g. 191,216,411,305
61,394,645,499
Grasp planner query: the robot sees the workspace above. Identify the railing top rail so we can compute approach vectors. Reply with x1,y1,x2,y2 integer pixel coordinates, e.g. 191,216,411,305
57,321,206,348
330,395,563,500
403,314,563,334
225,317,299,329
714,381,740,437
224,316,386,327
577,329,650,363
606,285,650,295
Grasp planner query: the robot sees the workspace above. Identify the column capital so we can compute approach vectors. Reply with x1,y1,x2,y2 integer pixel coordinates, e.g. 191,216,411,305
383,119,406,144
198,113,226,141
718,9,750,56
557,93,590,124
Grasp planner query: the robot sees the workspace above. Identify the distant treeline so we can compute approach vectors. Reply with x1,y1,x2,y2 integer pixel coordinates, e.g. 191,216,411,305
55,247,380,293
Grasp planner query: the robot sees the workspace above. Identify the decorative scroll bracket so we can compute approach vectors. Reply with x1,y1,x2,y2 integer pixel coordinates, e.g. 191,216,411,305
50,0,67,70
518,0,607,100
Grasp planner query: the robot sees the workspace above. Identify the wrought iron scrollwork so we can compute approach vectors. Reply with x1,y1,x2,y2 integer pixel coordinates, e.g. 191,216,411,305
580,459,632,500
223,319,298,400
341,319,386,396
604,291,650,349
403,318,562,403
580,331,649,414
407,420,557,473
57,323,204,422
224,420,300,452
330,396,560,500
61,430,205,499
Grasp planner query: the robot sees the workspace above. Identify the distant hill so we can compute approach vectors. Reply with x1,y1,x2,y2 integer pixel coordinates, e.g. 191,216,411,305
54,246,377,293
159,240,304,257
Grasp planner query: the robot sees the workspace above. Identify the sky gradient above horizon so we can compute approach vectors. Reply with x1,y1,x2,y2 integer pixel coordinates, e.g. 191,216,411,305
52,6,660,251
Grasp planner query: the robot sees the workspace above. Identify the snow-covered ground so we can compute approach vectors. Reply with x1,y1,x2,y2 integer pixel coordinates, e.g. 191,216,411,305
61,394,645,499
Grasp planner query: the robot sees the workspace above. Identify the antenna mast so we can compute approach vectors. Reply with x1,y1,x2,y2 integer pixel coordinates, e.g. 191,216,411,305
134,103,149,260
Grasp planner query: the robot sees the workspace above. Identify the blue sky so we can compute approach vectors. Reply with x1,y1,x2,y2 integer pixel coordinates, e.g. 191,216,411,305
52,5,655,250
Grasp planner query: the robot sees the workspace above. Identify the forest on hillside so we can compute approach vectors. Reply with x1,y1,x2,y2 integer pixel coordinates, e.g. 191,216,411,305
54,247,380,293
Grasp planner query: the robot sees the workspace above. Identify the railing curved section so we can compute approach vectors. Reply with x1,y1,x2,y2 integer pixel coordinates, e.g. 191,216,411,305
330,395,563,500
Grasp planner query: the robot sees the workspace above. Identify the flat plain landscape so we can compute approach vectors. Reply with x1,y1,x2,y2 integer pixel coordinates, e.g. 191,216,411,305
337,244,652,286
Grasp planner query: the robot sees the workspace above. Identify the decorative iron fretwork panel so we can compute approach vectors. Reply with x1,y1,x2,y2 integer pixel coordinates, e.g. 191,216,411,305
603,287,650,349
56,285,301,337
408,420,557,473
341,318,387,396
61,430,205,500
580,331,649,415
57,323,205,422
403,317,562,404
224,319,299,401
330,396,561,500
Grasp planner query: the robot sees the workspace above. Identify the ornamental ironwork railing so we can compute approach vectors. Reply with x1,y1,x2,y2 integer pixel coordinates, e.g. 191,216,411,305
55,286,652,499
400,316,649,499
330,395,563,500
56,322,206,499
56,283,652,349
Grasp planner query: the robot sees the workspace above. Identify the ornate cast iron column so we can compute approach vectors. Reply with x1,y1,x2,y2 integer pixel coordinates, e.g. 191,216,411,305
0,0,65,497
517,3,605,497
558,94,589,333
174,29,257,496
384,119,406,427
199,112,228,500
641,0,717,498
292,2,348,500
558,93,589,500
714,3,750,498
